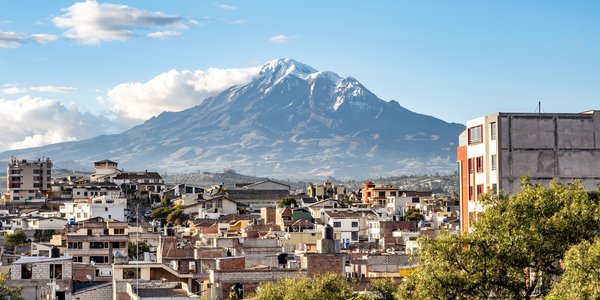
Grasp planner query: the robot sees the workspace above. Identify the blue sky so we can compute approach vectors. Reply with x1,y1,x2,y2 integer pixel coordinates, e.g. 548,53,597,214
0,1,599,151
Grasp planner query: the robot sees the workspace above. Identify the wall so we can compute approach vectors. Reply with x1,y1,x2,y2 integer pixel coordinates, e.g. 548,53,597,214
73,282,113,300
305,253,345,276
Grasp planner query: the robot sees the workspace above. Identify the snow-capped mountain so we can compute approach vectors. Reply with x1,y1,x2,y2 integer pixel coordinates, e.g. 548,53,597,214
1,59,464,178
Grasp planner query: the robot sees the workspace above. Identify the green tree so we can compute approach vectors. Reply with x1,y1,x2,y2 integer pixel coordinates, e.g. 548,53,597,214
253,273,354,300
4,230,28,248
128,240,150,259
547,237,600,300
279,196,297,207
160,195,171,207
0,274,23,300
404,208,423,221
151,206,175,220
397,179,600,299
166,207,188,225
370,278,401,300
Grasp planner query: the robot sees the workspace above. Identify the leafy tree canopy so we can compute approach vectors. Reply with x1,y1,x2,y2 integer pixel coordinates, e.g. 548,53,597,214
4,230,27,248
398,179,600,299
279,196,297,208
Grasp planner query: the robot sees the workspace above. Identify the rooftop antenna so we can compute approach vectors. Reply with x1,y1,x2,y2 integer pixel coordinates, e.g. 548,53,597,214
536,101,542,114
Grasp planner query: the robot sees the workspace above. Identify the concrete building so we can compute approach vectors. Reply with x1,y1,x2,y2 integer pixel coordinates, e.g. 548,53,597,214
60,195,127,222
8,254,73,300
90,159,120,182
60,217,129,279
6,157,52,203
458,110,600,232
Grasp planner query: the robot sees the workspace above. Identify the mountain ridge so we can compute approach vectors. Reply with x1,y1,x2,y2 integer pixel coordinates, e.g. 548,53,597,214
1,59,464,178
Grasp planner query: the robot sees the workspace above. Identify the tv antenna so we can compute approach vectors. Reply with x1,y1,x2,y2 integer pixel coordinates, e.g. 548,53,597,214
536,101,543,114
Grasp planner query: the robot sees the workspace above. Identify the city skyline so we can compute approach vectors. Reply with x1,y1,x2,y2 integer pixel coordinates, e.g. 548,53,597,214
1,1,599,152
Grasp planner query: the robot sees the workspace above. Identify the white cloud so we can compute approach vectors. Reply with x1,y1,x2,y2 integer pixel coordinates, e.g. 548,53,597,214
52,1,185,45
269,34,296,44
106,66,261,121
217,4,237,11
1,86,28,94
147,30,181,39
1,85,77,94
0,31,58,48
231,19,247,25
29,34,58,44
0,96,117,151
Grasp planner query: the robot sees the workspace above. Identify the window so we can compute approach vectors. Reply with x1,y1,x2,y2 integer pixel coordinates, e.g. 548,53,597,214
378,192,385,197
468,125,482,145
468,158,474,174
351,222,358,228
490,122,497,140
351,231,359,241
412,197,420,203
90,242,108,249
21,264,32,279
491,154,497,171
333,221,341,228
51,264,62,279
468,186,474,200
72,256,83,263
114,228,125,235
492,184,498,193
390,191,396,197
476,184,484,196
476,156,483,173
90,256,109,264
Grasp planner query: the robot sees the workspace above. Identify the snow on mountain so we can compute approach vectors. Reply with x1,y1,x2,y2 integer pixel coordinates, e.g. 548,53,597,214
1,59,464,178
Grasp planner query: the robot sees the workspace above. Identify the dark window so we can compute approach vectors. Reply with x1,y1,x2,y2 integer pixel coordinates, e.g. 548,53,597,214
412,197,420,203
476,184,484,196
351,222,358,227
351,231,358,241
333,222,341,228
491,154,497,171
476,156,484,173
72,256,83,263
21,264,32,279
51,264,62,279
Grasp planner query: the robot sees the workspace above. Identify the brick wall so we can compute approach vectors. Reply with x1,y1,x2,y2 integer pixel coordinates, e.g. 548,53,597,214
306,253,345,276
217,256,245,270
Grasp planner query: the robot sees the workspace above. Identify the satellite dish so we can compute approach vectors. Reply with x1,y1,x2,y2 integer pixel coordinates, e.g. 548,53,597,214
85,274,92,283
90,260,96,266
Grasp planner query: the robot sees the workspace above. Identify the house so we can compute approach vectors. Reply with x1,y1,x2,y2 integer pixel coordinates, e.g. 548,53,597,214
60,195,127,222
224,180,290,208
162,183,204,199
8,252,73,300
198,195,239,219
321,208,377,243
306,181,346,200
457,111,600,232
72,182,121,200
58,217,128,279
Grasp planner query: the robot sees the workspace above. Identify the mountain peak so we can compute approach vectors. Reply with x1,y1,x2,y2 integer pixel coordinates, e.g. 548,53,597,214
260,58,318,80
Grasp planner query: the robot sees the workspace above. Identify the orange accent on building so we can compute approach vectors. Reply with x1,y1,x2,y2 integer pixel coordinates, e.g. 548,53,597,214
457,145,469,233
362,181,375,204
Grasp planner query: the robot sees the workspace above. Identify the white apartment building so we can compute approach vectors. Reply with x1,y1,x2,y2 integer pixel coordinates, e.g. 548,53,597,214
60,195,127,222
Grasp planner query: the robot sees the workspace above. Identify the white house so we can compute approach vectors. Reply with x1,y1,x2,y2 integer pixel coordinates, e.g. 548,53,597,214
321,208,377,243
60,195,126,222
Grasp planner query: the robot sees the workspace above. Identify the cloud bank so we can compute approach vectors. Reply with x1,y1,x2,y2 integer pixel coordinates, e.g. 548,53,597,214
0,31,57,48
106,66,261,121
0,96,117,151
1,85,78,94
52,1,186,44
